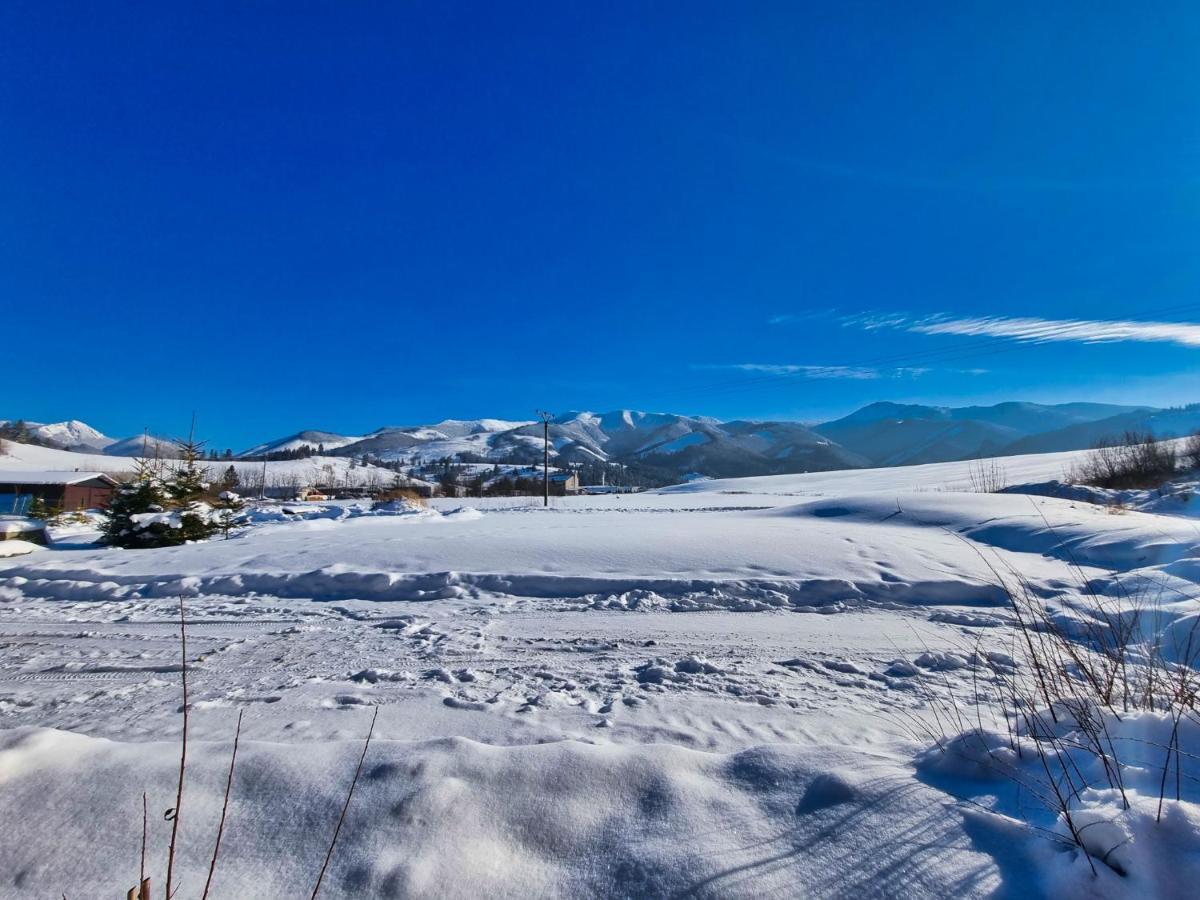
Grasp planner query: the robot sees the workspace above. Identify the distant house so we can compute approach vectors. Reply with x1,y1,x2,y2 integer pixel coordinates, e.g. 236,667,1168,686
379,474,437,499
548,472,581,495
0,471,118,515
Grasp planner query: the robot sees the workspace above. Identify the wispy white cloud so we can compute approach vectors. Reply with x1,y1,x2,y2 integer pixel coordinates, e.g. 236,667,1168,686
856,313,1200,348
767,308,841,326
694,363,933,380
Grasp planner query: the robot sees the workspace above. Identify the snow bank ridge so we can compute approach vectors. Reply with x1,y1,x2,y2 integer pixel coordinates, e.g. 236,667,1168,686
0,564,1010,609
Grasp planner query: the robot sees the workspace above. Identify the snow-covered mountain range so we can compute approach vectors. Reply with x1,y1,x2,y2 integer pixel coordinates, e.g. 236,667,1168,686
0,419,114,452
241,411,866,479
6,401,1200,479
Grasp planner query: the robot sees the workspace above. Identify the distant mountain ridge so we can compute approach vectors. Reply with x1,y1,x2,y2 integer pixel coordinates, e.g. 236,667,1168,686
813,401,1152,467
1002,405,1200,456
237,412,865,479
6,401,1196,481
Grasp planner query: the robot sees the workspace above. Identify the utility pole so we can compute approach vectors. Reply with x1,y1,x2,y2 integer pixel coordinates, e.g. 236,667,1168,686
536,410,553,507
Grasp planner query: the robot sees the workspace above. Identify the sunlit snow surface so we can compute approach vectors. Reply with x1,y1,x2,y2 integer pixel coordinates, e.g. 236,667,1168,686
2,453,1199,897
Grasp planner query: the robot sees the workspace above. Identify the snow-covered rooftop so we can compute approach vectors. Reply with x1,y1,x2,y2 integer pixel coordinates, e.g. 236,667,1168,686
0,470,118,486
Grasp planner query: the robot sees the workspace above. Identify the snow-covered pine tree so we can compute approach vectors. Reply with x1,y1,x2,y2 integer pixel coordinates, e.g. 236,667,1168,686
101,422,220,547
101,457,174,548
165,421,219,543
168,425,209,504
211,489,245,539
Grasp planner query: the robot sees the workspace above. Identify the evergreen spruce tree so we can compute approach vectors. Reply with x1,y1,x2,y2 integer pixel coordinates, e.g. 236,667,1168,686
101,457,173,548
211,489,246,539
169,428,209,504
27,496,60,522
102,420,219,547
166,422,219,543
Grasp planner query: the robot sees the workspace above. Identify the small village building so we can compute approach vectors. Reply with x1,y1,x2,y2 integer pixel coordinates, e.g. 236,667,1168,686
548,472,581,495
390,475,436,499
0,471,118,515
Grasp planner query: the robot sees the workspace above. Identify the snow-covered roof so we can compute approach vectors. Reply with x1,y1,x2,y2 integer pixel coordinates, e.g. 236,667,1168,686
0,470,118,486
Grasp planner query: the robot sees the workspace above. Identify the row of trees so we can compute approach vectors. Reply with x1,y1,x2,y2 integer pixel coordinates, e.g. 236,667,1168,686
243,445,322,462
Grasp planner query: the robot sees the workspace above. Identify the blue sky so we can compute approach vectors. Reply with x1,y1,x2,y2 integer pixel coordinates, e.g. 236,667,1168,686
4,2,1200,449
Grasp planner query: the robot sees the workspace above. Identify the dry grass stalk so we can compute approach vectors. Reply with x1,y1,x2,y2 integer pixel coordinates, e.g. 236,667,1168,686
917,534,1200,873
164,595,190,899
201,709,245,900
311,706,380,899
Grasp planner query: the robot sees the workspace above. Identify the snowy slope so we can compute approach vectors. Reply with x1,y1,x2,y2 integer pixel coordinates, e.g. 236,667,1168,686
0,725,1034,899
102,433,182,458
0,440,397,488
241,429,363,456
0,418,114,451
33,419,114,451
657,444,1103,497
4,490,1191,607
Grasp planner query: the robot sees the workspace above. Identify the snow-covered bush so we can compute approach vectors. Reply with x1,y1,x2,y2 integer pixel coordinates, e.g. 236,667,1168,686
211,490,246,539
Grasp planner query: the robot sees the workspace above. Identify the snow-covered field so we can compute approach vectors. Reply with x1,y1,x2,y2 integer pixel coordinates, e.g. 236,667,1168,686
1,450,1199,897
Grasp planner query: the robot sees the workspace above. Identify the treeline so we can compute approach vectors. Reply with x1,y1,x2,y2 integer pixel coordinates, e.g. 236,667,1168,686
242,445,320,462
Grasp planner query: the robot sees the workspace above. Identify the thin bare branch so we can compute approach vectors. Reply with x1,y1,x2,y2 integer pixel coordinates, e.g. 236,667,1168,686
201,709,244,900
311,707,379,899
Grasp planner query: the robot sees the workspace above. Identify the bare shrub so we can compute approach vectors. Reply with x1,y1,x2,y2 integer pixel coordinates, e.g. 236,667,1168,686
1183,430,1200,472
967,457,1008,493
372,488,427,508
1067,430,1178,489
